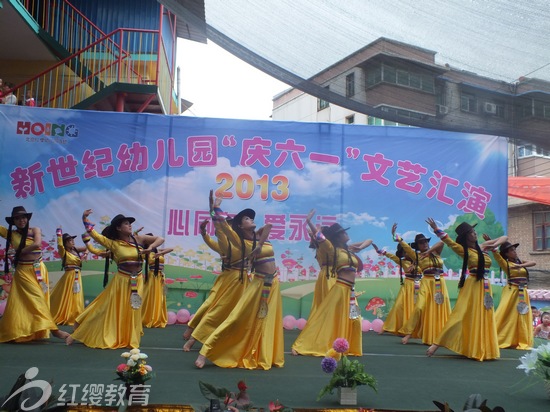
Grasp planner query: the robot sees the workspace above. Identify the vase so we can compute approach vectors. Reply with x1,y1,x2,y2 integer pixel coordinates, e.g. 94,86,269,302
338,387,357,405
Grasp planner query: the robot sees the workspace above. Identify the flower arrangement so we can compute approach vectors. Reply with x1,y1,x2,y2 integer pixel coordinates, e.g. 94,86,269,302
115,348,154,385
199,380,251,410
317,338,377,401
517,342,550,385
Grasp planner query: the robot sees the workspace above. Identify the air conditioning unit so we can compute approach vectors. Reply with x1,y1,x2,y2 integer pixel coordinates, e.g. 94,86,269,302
484,102,497,114
436,104,448,115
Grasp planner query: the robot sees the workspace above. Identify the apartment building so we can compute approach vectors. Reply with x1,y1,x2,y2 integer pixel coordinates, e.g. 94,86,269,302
272,37,550,288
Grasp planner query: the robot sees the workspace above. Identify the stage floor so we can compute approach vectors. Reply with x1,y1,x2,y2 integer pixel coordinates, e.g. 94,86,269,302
0,326,547,411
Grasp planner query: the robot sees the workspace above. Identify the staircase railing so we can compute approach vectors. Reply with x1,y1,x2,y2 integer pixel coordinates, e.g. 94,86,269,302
12,28,162,109
18,0,117,56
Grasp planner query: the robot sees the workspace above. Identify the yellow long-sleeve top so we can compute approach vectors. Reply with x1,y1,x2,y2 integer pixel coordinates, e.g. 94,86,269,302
317,238,361,275
87,229,143,274
492,253,528,285
202,228,245,268
440,234,492,271
0,226,42,264
399,240,443,274
57,235,82,269
383,251,416,277
217,219,266,269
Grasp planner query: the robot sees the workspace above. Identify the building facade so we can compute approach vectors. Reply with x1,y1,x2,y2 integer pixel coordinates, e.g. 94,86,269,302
272,37,550,289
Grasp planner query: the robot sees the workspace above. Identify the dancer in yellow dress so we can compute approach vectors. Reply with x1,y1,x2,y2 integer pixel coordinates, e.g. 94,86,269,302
490,240,535,349
66,210,163,348
141,235,173,328
291,215,372,357
375,242,418,335
305,209,336,320
396,223,449,346
183,215,248,351
195,199,283,369
50,230,89,325
0,206,70,343
426,218,507,361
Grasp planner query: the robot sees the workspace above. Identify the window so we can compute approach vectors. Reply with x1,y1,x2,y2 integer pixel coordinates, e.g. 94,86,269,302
346,73,355,97
518,144,550,158
460,93,477,113
534,212,550,250
345,114,355,124
317,86,330,111
367,66,382,87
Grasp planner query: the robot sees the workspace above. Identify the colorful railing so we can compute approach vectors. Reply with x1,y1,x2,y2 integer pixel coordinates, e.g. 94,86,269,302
12,0,177,113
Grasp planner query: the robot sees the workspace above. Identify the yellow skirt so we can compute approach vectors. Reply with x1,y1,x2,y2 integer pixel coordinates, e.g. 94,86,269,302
191,268,247,344
71,272,144,349
435,276,499,361
0,262,58,342
398,276,451,344
200,275,284,370
292,280,362,357
187,273,226,329
494,284,533,349
383,278,416,335
50,269,84,325
309,266,336,319
141,272,168,328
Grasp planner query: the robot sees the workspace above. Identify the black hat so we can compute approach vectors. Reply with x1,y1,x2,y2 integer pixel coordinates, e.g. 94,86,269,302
110,214,135,226
103,214,135,239
500,241,519,257
323,223,350,242
231,208,256,232
455,222,477,238
411,233,431,250
62,233,77,243
5,206,32,225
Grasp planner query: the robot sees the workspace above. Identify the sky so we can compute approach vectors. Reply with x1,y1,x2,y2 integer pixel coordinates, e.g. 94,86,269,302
177,39,289,121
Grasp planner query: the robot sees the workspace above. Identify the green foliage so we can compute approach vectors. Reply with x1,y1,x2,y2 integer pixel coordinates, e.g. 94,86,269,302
317,356,377,401
199,381,231,400
439,210,504,273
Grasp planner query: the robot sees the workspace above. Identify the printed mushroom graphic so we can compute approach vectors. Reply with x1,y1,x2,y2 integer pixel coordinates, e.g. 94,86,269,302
365,296,386,315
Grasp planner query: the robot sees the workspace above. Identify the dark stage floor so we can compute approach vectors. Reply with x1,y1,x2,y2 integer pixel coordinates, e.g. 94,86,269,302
0,326,547,412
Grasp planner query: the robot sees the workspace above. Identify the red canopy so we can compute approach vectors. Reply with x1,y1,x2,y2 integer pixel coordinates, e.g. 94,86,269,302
508,177,550,206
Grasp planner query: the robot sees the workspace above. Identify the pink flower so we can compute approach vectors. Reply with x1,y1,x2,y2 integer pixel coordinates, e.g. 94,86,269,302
144,365,153,372
332,337,349,353
116,364,128,372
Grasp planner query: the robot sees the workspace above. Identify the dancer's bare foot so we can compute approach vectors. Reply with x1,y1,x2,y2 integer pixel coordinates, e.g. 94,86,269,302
426,344,439,357
52,329,73,346
183,327,193,340
401,334,411,345
72,322,80,331
52,329,70,340
195,354,206,368
291,348,299,356
183,338,196,352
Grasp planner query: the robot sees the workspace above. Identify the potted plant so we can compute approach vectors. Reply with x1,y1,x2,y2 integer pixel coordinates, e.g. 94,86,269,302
317,338,377,405
115,348,154,404
517,342,550,398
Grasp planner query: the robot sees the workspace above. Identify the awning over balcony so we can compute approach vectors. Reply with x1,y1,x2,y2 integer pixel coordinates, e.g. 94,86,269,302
509,177,550,206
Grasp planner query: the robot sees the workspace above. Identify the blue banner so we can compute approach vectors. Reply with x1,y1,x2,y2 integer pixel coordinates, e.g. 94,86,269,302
0,105,507,282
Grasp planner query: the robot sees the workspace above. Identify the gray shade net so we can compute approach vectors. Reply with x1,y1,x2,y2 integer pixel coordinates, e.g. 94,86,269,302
162,0,550,147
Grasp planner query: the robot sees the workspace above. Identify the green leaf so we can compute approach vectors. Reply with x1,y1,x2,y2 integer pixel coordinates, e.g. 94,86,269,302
198,381,230,400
